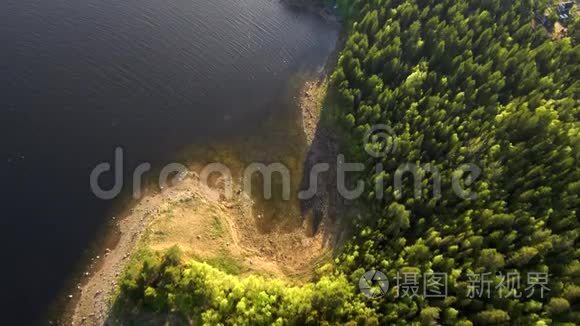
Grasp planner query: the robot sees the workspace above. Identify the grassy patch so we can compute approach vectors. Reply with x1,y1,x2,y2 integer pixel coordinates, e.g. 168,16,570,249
203,251,247,275
209,216,225,238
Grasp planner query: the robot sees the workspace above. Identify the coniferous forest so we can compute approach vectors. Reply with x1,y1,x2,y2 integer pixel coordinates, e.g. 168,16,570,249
117,0,579,324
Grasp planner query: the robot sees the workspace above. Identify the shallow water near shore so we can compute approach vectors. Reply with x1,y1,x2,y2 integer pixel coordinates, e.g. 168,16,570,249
0,0,338,323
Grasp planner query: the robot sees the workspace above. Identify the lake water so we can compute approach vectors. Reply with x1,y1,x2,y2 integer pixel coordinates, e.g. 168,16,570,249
0,0,337,323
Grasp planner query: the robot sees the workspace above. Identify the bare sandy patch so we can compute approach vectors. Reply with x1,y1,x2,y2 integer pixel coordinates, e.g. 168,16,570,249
144,169,335,279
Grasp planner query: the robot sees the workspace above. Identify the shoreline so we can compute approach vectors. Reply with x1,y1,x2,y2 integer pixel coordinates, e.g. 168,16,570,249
63,198,154,325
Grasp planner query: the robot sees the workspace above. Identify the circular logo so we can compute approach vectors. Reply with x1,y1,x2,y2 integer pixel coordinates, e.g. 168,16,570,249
359,270,389,299
363,124,397,158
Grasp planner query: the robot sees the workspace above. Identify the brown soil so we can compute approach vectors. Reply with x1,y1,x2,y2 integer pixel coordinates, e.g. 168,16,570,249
66,78,342,325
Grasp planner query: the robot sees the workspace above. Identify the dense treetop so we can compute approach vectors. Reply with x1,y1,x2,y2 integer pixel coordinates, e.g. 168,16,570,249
331,0,578,324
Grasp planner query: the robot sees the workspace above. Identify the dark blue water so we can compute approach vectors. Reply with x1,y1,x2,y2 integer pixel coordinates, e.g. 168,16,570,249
0,0,337,323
